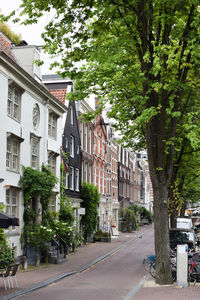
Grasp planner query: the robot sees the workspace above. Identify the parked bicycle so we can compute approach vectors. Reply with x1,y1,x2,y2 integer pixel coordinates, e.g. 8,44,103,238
143,249,176,281
188,251,200,284
143,254,156,273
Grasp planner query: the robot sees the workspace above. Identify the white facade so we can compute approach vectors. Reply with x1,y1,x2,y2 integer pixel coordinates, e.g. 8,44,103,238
0,48,66,258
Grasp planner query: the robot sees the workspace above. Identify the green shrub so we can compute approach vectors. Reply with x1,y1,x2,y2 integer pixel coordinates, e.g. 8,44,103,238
81,182,100,240
139,207,153,224
0,241,14,269
119,208,137,232
0,23,21,45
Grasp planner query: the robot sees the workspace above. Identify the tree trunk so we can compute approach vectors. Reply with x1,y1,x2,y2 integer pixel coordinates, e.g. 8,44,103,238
153,182,173,284
170,211,177,228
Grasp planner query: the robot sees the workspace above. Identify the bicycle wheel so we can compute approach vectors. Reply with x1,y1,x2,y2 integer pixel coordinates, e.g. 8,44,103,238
150,262,156,278
143,258,152,272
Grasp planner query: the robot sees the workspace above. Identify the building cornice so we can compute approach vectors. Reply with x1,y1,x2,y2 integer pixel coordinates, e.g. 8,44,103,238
0,51,67,113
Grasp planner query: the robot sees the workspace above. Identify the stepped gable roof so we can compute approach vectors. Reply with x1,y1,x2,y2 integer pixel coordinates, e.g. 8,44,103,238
0,32,17,63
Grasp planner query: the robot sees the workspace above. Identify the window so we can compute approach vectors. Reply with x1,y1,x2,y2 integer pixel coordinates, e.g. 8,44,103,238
48,151,57,175
80,122,83,149
6,188,19,226
66,172,69,189
119,181,123,196
102,170,105,194
75,168,79,191
31,135,40,169
70,106,74,125
7,85,21,121
127,184,130,198
84,125,88,152
94,167,97,186
49,195,56,212
69,167,74,190
70,135,75,157
48,111,57,139
84,162,88,182
77,145,80,155
89,129,92,154
81,161,84,182
6,136,20,172
98,139,101,155
89,165,92,184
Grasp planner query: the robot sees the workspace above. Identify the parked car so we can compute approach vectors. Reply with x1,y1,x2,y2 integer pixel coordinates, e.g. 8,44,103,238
169,228,196,249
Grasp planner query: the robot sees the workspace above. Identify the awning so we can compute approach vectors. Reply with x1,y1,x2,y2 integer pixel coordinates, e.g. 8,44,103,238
0,212,20,228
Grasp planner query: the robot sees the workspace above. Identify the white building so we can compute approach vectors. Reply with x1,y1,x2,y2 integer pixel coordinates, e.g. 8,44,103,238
0,33,66,259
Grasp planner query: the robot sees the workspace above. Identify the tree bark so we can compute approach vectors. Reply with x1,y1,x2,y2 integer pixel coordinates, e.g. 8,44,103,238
153,182,173,284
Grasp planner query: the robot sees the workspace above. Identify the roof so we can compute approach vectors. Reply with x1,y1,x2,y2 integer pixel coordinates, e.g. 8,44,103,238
42,74,72,84
0,32,17,63
0,50,67,113
50,89,67,105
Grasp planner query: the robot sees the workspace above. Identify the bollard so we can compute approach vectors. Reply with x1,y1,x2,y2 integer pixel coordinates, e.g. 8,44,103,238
177,244,188,287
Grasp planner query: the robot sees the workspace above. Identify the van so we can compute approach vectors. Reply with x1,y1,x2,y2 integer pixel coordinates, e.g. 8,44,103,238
177,217,193,229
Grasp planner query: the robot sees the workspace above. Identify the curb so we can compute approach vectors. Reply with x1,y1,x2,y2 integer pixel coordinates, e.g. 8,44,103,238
2,231,148,300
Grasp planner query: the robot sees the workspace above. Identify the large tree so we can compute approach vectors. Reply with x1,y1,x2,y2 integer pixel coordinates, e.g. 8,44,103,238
4,0,200,284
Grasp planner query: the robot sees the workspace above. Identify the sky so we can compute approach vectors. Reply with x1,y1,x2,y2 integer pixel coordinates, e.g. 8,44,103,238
0,1,97,110
0,0,55,74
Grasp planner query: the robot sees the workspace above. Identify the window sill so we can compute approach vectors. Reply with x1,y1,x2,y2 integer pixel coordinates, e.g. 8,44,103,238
6,168,20,174
7,114,21,123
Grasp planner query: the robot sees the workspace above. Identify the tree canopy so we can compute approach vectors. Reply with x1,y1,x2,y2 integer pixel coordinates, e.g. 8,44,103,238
3,0,200,284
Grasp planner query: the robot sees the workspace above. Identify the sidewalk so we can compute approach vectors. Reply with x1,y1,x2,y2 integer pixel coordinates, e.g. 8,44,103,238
133,277,200,300
1,225,150,300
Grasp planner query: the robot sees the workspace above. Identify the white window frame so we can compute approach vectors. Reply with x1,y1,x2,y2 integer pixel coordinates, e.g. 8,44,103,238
89,165,92,184
81,161,84,182
70,166,74,190
98,139,101,156
75,168,79,191
80,122,83,149
84,124,88,152
48,111,57,139
70,135,75,157
7,85,21,121
103,170,105,194
127,184,130,198
70,106,74,125
85,162,88,182
48,151,57,175
31,135,40,169
66,172,69,189
6,188,19,229
6,136,20,172
94,167,97,186
89,128,92,154
49,195,56,211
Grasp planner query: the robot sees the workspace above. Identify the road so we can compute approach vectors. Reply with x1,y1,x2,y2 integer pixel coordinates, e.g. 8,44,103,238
19,228,154,300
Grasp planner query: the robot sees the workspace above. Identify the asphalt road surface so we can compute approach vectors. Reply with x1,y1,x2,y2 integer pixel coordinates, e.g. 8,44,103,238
19,228,154,300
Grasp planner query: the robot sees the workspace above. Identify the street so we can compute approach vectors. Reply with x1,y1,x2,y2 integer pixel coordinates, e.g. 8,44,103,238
18,228,154,300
